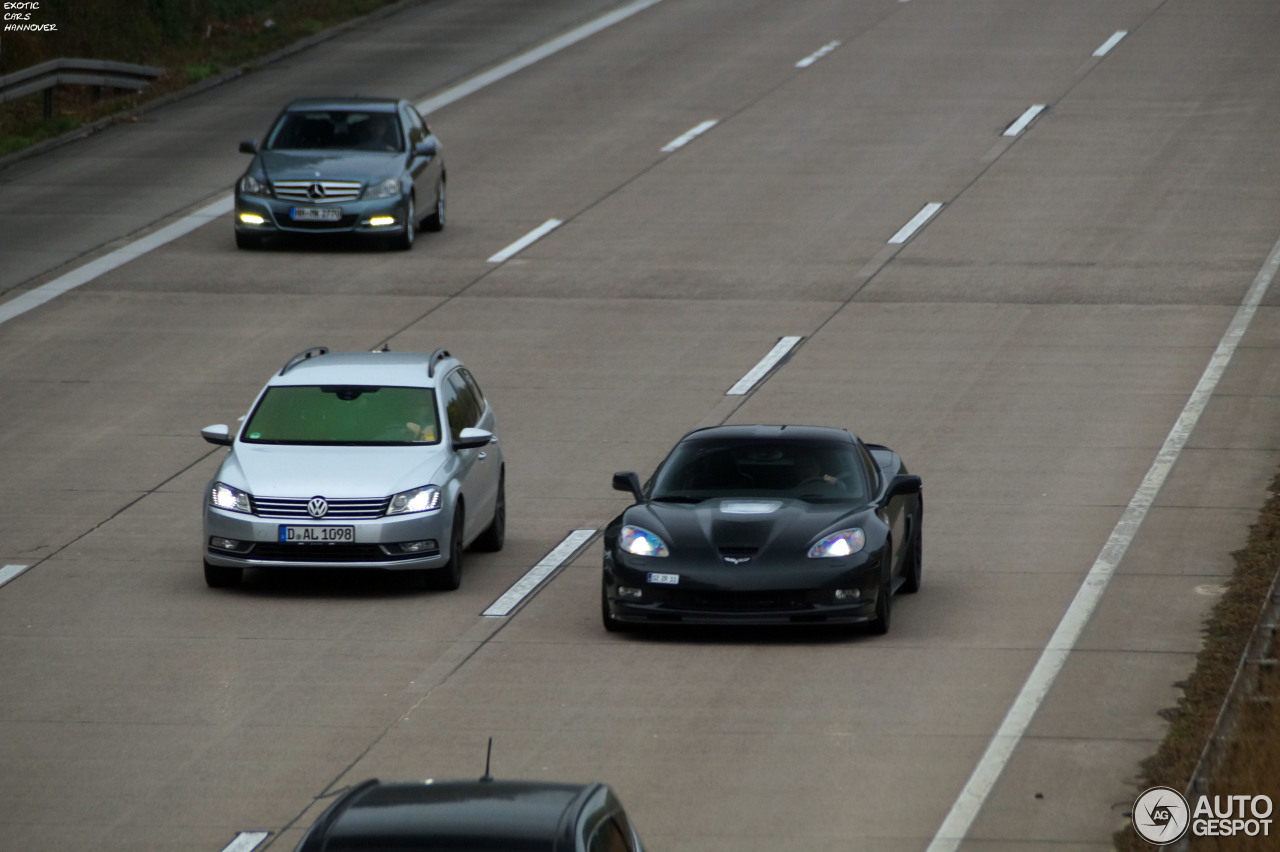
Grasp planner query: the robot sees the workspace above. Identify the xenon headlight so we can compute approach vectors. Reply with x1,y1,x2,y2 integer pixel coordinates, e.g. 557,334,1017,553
619,525,669,557
388,485,441,516
808,528,866,559
210,482,252,514
366,178,401,200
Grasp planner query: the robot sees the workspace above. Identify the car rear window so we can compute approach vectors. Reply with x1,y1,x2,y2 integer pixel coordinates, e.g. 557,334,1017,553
242,386,438,445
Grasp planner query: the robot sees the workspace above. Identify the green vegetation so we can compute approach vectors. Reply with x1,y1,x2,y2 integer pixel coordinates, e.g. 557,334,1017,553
0,0,408,155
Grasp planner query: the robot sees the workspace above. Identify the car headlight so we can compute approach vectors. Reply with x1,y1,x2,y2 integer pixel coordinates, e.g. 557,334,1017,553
239,174,271,196
210,482,252,514
808,528,866,558
619,525,669,557
388,485,441,515
366,178,401,200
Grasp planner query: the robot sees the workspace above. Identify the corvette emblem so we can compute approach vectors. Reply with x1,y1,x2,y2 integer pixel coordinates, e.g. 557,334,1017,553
723,556,751,564
307,496,329,518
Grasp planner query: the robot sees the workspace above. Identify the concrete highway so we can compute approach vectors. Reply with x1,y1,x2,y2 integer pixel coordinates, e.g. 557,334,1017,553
2,0,1280,849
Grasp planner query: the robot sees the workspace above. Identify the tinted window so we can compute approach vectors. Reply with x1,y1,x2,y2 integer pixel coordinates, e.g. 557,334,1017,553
588,818,631,852
651,438,868,503
242,386,438,445
267,110,404,152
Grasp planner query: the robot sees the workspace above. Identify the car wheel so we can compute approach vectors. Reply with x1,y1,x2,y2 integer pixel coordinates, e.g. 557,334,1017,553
900,512,923,595
426,505,463,590
866,567,891,635
601,579,630,633
471,473,505,553
390,195,415,250
235,231,261,250
204,559,242,589
423,180,445,232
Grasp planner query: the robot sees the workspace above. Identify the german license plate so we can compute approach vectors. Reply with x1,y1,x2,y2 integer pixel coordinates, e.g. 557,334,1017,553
290,207,341,221
279,525,354,543
647,572,679,585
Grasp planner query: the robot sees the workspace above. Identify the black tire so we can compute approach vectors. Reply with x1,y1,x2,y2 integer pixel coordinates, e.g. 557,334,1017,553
390,196,415,250
426,505,463,590
204,559,242,588
900,511,923,595
471,473,505,553
423,179,445,232
866,567,891,636
235,231,261,250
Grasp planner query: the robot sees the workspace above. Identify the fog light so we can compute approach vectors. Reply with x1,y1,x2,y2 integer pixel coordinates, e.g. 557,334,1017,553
398,539,437,554
834,588,861,601
369,216,396,227
238,213,265,225
618,587,643,599
209,536,248,553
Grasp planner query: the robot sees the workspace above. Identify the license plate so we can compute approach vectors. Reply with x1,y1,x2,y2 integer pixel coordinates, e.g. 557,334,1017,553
647,572,679,585
279,525,354,543
290,207,341,221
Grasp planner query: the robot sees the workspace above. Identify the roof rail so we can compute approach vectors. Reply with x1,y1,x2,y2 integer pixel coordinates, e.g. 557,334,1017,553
279,346,330,376
427,347,451,378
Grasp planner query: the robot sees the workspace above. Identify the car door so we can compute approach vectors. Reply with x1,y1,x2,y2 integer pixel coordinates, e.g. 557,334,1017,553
862,440,908,572
443,369,496,542
401,103,440,204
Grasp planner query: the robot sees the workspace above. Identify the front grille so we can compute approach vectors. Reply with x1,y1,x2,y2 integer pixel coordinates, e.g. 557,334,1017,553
247,543,425,563
251,496,390,520
273,179,363,203
667,589,821,612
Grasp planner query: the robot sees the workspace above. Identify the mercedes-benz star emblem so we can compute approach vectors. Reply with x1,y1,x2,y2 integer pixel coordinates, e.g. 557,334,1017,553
307,497,329,518
307,183,327,200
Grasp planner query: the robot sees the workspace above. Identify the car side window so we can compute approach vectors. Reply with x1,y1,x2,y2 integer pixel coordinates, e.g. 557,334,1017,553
444,371,480,440
587,817,632,852
403,105,427,146
459,369,487,412
856,441,881,493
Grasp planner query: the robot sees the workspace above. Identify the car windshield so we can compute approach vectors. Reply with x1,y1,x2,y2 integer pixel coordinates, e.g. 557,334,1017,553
241,386,439,445
266,109,404,152
650,438,868,503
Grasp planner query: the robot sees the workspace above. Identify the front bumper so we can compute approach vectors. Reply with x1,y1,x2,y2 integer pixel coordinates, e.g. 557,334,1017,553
234,192,410,238
204,505,447,571
602,549,884,626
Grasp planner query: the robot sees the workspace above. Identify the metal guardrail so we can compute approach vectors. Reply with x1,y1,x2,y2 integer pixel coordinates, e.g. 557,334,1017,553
0,58,163,117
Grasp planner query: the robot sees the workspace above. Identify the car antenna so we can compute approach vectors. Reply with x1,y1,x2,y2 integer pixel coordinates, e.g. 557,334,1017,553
480,737,494,783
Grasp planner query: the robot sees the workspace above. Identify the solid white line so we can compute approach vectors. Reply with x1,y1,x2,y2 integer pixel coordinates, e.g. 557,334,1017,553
1002,104,1046,137
887,202,943,245
660,120,718,153
0,1,670,330
0,196,233,327
727,336,803,396
486,218,563,263
483,530,596,616
415,0,668,115
0,565,31,588
219,831,269,852
926,231,1280,852
795,41,841,68
1093,30,1128,57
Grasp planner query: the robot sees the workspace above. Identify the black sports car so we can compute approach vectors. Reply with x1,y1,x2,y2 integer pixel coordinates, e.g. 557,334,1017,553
292,776,645,852
602,425,922,633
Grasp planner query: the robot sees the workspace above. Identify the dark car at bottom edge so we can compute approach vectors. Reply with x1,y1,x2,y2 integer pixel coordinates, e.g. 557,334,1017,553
602,424,923,634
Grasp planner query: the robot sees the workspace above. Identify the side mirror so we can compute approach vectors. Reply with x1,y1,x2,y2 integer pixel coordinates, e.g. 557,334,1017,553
239,139,258,154
201,424,233,446
612,471,644,503
884,474,922,501
454,427,493,450
414,138,439,158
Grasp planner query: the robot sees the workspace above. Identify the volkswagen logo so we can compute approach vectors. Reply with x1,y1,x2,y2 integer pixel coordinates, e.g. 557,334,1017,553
307,496,329,518
307,183,327,200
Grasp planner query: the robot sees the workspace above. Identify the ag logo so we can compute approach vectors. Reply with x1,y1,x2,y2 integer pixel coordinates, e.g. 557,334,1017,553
1133,786,1190,844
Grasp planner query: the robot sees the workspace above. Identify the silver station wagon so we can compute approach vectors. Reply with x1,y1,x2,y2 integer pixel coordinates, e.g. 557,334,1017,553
200,347,503,589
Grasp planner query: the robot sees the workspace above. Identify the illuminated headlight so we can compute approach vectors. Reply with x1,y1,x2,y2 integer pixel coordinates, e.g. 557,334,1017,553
619,525,669,557
366,178,401,199
368,215,396,227
808,528,866,558
388,485,441,516
238,212,266,225
209,482,252,514
239,174,270,196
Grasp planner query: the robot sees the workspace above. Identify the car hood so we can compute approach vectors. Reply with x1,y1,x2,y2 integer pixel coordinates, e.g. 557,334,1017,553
258,150,402,182
624,497,874,559
217,443,448,499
